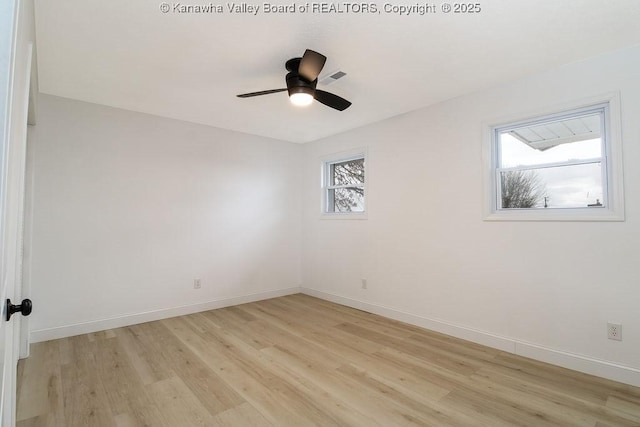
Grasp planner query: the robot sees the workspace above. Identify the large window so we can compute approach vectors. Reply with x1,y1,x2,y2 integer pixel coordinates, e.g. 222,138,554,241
484,96,624,221
323,154,365,214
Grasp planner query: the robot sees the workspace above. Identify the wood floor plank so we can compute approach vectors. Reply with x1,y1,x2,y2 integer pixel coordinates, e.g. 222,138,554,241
342,353,452,404
256,345,379,426
146,376,217,426
466,372,603,426
198,316,275,351
16,341,64,424
333,363,482,427
484,352,638,406
473,366,640,426
111,326,172,386
289,293,428,335
606,395,640,423
143,320,245,416
17,295,640,426
303,325,385,356
246,298,338,337
337,322,485,376
199,321,349,426
93,336,155,416
212,402,273,426
260,344,416,426
59,335,116,427
163,315,325,426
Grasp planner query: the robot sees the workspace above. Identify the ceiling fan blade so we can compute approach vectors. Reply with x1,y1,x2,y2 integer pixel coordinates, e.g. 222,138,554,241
314,90,352,111
298,49,326,82
237,88,287,98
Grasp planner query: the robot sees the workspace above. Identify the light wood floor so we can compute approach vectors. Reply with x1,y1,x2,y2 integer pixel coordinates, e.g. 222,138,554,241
16,294,640,426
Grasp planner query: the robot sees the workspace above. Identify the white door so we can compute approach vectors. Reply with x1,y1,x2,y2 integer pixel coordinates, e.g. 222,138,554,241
0,1,19,424
0,0,35,423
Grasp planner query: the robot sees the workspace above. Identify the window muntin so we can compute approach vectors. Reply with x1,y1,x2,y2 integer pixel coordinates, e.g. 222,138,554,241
324,156,365,213
495,107,607,210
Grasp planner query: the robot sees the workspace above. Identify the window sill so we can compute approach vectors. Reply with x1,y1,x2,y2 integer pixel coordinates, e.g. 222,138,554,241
320,212,368,220
484,207,624,222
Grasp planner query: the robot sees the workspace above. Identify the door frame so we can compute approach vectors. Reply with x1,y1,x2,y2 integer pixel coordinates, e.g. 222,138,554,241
18,43,36,360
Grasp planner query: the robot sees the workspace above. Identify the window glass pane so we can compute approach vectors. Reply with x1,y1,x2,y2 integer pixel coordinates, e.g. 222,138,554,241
499,112,602,168
328,187,365,212
331,158,365,186
500,162,603,209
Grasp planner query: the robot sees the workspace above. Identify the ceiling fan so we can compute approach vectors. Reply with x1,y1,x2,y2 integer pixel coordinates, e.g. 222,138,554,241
237,49,352,111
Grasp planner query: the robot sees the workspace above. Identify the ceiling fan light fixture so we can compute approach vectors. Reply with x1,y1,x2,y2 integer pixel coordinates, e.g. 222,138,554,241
289,88,314,106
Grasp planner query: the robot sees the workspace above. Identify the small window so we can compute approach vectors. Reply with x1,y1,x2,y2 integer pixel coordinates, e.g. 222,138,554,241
323,154,365,214
484,96,624,221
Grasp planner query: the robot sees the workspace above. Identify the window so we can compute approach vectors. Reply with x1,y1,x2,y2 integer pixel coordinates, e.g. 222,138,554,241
484,95,624,221
323,153,366,215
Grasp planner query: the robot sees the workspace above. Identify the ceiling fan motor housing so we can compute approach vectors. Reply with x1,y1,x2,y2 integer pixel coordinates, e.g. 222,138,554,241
286,72,317,97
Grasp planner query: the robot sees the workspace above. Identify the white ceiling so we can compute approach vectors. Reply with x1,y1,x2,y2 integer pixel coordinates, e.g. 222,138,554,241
34,0,640,143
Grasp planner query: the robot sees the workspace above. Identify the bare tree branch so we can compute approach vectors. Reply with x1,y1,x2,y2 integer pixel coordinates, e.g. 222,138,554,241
331,159,365,212
501,170,547,208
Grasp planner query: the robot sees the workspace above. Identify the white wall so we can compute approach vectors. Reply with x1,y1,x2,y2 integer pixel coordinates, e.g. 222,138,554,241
28,95,302,340
301,45,640,386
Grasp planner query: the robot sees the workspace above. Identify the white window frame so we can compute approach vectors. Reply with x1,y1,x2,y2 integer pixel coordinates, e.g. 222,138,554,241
321,149,367,219
482,93,624,221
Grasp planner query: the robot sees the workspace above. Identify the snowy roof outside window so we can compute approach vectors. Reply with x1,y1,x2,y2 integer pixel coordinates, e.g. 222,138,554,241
507,114,601,151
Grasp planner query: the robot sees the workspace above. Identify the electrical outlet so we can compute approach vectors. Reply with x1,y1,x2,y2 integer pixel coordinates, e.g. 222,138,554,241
607,322,622,341
194,278,201,289
361,278,367,289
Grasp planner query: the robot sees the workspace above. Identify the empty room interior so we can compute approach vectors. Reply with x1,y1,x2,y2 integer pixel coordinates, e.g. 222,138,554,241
3,0,640,425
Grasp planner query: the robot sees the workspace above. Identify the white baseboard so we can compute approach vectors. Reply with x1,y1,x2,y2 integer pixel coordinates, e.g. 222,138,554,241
514,341,640,387
30,287,301,343
301,287,640,388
